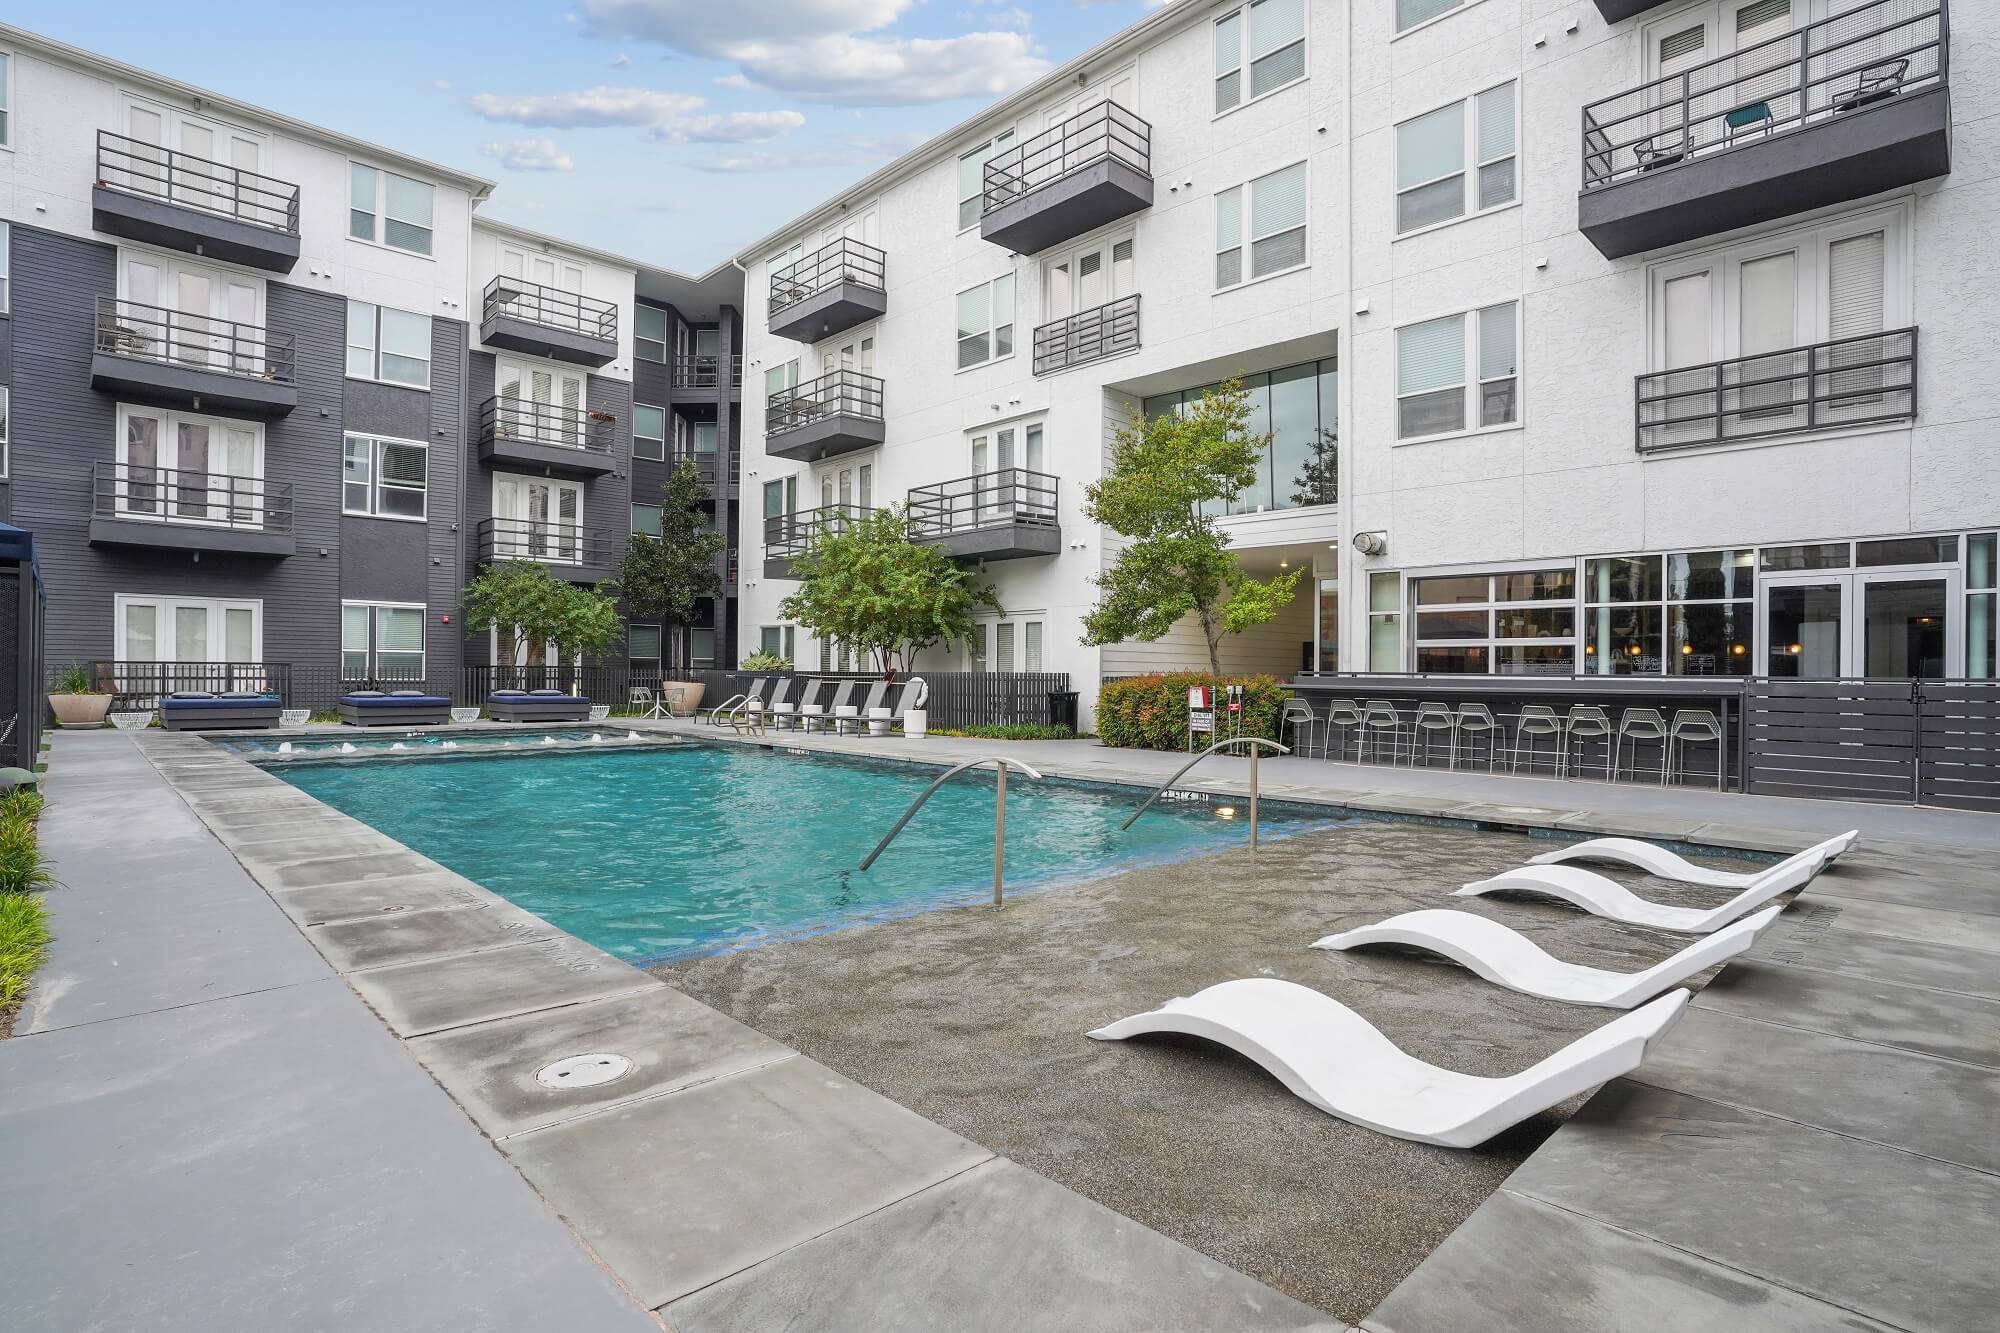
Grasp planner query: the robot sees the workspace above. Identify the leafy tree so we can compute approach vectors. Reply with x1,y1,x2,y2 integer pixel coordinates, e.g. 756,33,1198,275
1290,425,1338,509
779,506,998,679
1082,379,1305,676
462,562,624,670
616,461,726,672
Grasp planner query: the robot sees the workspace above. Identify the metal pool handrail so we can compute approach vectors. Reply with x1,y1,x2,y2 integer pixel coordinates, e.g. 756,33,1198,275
857,755,1045,907
1120,737,1291,850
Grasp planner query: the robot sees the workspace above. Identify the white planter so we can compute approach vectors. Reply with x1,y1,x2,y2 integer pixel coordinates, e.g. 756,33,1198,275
109,711,155,731
279,709,311,728
450,707,482,725
588,705,611,722
867,706,891,738
904,708,928,739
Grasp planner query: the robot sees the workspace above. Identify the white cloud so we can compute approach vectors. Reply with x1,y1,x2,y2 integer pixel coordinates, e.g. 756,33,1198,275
481,136,576,172
578,0,912,53
432,79,452,91
466,86,805,143
690,130,924,173
609,53,632,67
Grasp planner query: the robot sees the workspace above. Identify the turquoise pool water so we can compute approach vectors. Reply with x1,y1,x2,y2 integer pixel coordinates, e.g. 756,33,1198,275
275,744,1335,962
215,727,641,758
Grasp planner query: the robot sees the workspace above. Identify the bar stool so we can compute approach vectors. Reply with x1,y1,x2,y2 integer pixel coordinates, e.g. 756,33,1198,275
1279,698,1318,757
1614,707,1671,783
1512,704,1565,776
1321,698,1364,761
1668,708,1725,790
1410,701,1458,768
1455,703,1505,772
1357,700,1404,766
1563,705,1614,781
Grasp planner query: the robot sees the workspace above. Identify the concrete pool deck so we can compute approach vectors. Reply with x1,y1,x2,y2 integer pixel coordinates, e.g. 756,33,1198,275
2,722,1994,1331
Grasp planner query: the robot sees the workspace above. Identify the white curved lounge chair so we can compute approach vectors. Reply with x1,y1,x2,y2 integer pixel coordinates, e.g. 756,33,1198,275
1456,851,1824,933
1526,829,1858,888
1312,905,1782,1008
1089,979,1690,1148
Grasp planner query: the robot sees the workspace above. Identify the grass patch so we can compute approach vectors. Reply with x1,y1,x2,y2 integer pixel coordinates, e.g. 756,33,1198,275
0,787,52,1037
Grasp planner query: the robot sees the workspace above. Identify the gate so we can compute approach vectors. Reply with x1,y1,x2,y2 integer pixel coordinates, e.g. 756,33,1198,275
1915,681,2000,811
1745,679,2000,809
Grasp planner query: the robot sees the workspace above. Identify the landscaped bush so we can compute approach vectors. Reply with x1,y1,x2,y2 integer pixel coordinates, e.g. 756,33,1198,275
1095,673,1290,752
933,723,1079,741
0,783,51,1031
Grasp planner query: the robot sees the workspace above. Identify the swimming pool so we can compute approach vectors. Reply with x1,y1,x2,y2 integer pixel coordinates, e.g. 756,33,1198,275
274,744,1338,962
215,726,660,759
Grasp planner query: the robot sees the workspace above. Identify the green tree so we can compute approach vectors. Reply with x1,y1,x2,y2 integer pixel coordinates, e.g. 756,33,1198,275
779,506,997,679
462,562,624,670
616,460,726,671
1082,379,1305,676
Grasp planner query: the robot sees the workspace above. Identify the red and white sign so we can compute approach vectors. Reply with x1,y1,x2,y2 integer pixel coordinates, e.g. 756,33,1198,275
1188,685,1211,709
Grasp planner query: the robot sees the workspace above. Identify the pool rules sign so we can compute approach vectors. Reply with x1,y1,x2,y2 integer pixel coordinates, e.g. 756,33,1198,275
1188,685,1214,748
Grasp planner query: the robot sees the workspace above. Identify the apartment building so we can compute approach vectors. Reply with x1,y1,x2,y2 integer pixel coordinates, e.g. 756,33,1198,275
0,23,743,693
738,0,1991,725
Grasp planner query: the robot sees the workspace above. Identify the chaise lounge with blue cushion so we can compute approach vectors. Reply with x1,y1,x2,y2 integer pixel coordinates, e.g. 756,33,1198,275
160,691,283,731
339,690,451,727
486,689,591,723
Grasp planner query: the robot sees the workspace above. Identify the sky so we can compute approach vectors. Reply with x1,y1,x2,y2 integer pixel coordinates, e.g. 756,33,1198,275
9,0,1173,273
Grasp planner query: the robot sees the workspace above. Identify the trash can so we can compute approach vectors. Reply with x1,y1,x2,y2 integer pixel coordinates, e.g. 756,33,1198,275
1047,690,1080,733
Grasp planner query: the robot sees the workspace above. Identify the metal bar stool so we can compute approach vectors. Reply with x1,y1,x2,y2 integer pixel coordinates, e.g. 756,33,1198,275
1410,701,1458,769
1455,703,1505,772
1320,698,1363,761
1563,705,1614,781
1668,708,1725,790
1279,698,1319,758
1511,704,1565,776
1357,700,1405,766
1614,707,1671,783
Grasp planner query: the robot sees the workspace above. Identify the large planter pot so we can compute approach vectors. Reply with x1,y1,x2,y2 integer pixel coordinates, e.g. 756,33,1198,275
49,693,113,728
662,681,706,716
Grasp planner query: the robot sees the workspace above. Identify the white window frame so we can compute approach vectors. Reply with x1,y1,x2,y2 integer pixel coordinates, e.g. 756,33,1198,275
113,403,267,525
0,48,12,151
633,402,666,460
345,301,432,388
1213,0,1308,118
628,623,664,675
635,305,668,362
1395,300,1522,444
348,162,435,258
956,130,1016,233
1215,160,1310,292
1394,81,1519,238
0,385,9,479
342,432,429,521
955,272,1016,371
0,220,10,312
1395,0,1480,38
758,625,797,662
115,593,264,664
341,600,427,682
632,502,663,538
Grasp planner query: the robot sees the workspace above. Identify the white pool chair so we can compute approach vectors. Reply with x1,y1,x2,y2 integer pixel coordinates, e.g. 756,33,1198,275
1456,851,1825,933
1089,979,1690,1148
1312,905,1782,1009
1527,829,1859,887
798,679,857,734
765,677,807,731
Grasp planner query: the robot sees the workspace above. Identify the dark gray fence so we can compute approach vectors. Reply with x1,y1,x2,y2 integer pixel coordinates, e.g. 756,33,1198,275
1744,678,2000,810
1,531,45,771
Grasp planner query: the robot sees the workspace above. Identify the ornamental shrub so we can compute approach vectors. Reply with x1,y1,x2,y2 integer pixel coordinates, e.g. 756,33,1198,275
1095,673,1290,752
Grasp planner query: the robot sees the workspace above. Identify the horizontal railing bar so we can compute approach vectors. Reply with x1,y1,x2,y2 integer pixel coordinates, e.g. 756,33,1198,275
481,275,619,340
95,128,301,234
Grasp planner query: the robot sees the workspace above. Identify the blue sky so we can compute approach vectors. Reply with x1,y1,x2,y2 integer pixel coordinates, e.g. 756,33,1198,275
10,0,1168,272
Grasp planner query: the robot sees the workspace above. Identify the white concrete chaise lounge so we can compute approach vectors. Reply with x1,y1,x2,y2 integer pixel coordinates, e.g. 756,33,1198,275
1311,905,1783,1009
1088,979,1691,1148
1454,851,1826,933
1526,829,1859,887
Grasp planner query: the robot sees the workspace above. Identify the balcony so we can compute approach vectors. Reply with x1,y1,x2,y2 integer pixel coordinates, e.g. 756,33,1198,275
762,504,871,580
1579,0,1949,258
668,448,724,489
1033,295,1140,377
477,397,617,478
88,462,295,557
766,370,886,463
480,276,619,367
1593,0,1679,20
671,354,743,392
768,238,888,343
91,298,298,418
92,131,301,274
475,518,619,584
1636,328,1917,453
907,469,1060,562
981,102,1153,256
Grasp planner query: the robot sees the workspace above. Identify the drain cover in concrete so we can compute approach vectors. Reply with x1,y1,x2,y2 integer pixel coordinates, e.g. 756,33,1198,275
536,1053,633,1090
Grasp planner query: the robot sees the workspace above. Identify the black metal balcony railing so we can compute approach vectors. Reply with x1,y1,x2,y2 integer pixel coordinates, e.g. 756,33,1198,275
1635,327,1917,452
476,517,618,570
481,275,619,342
764,504,873,561
479,396,616,455
983,101,1152,214
1581,0,1945,189
908,469,1059,539
93,461,294,531
1033,295,1140,377
95,130,301,234
770,238,888,315
767,370,885,437
669,447,723,485
672,354,743,388
95,296,297,384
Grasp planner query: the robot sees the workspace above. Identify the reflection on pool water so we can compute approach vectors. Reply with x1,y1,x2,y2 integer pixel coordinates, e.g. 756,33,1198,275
273,743,1339,962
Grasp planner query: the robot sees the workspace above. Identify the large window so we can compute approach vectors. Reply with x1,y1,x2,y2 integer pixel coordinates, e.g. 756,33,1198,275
632,503,662,538
342,433,428,519
1216,161,1307,289
0,386,8,479
629,624,662,677
0,51,10,147
341,602,426,681
759,625,797,663
1214,0,1306,114
1397,0,1463,32
764,358,800,402
1368,572,1403,671
635,305,667,362
349,164,435,256
633,404,665,460
956,273,1015,369
1412,569,1576,675
1396,301,1518,440
957,130,1015,231
0,221,9,313
116,595,262,664
1584,552,1755,676
1396,83,1515,234
346,302,431,388
115,405,264,525
1143,357,1336,516
1971,534,1997,680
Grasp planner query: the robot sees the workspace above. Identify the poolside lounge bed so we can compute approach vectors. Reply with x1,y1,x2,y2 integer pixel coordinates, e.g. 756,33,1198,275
1527,829,1859,887
1313,905,1783,1009
1089,979,1690,1148
487,690,592,723
339,690,451,727
160,691,283,732
1456,851,1826,933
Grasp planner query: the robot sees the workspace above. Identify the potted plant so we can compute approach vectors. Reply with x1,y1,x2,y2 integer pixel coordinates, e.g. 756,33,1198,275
48,663,113,728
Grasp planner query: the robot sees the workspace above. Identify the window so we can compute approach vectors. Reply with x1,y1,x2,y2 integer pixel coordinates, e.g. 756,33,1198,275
1215,161,1307,289
0,51,10,147
0,221,9,313
114,406,264,524
0,385,8,479
1143,357,1336,515
116,595,262,666
693,421,718,457
1412,569,1576,674
1971,534,1997,679
342,433,428,518
1584,551,1754,676
690,628,717,668
1396,83,1515,234
1396,301,1518,440
629,624,662,677
635,305,667,362
758,625,797,663
632,503,662,538
956,274,1015,369
633,404,665,460
1397,0,1463,32
765,358,800,400
341,602,426,681
957,130,1015,230
1214,0,1306,113
349,164,434,256
346,302,431,388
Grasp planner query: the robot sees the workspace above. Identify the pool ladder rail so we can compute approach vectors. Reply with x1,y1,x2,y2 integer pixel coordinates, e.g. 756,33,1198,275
857,755,1045,907
1120,737,1291,850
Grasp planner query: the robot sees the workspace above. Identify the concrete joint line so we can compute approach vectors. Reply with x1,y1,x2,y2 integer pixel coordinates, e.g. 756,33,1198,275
1683,993,2000,1074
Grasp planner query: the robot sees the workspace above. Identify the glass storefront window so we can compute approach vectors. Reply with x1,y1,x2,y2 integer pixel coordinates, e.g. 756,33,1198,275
1498,569,1574,601
1584,605,1663,674
1584,555,1661,604
1970,535,1997,679
1857,536,1958,567
1761,543,1849,571
1316,578,1339,670
1668,549,1754,601
1144,357,1338,516
1367,571,1401,671
1668,601,1753,676
1411,570,1577,675
1415,575,1487,605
